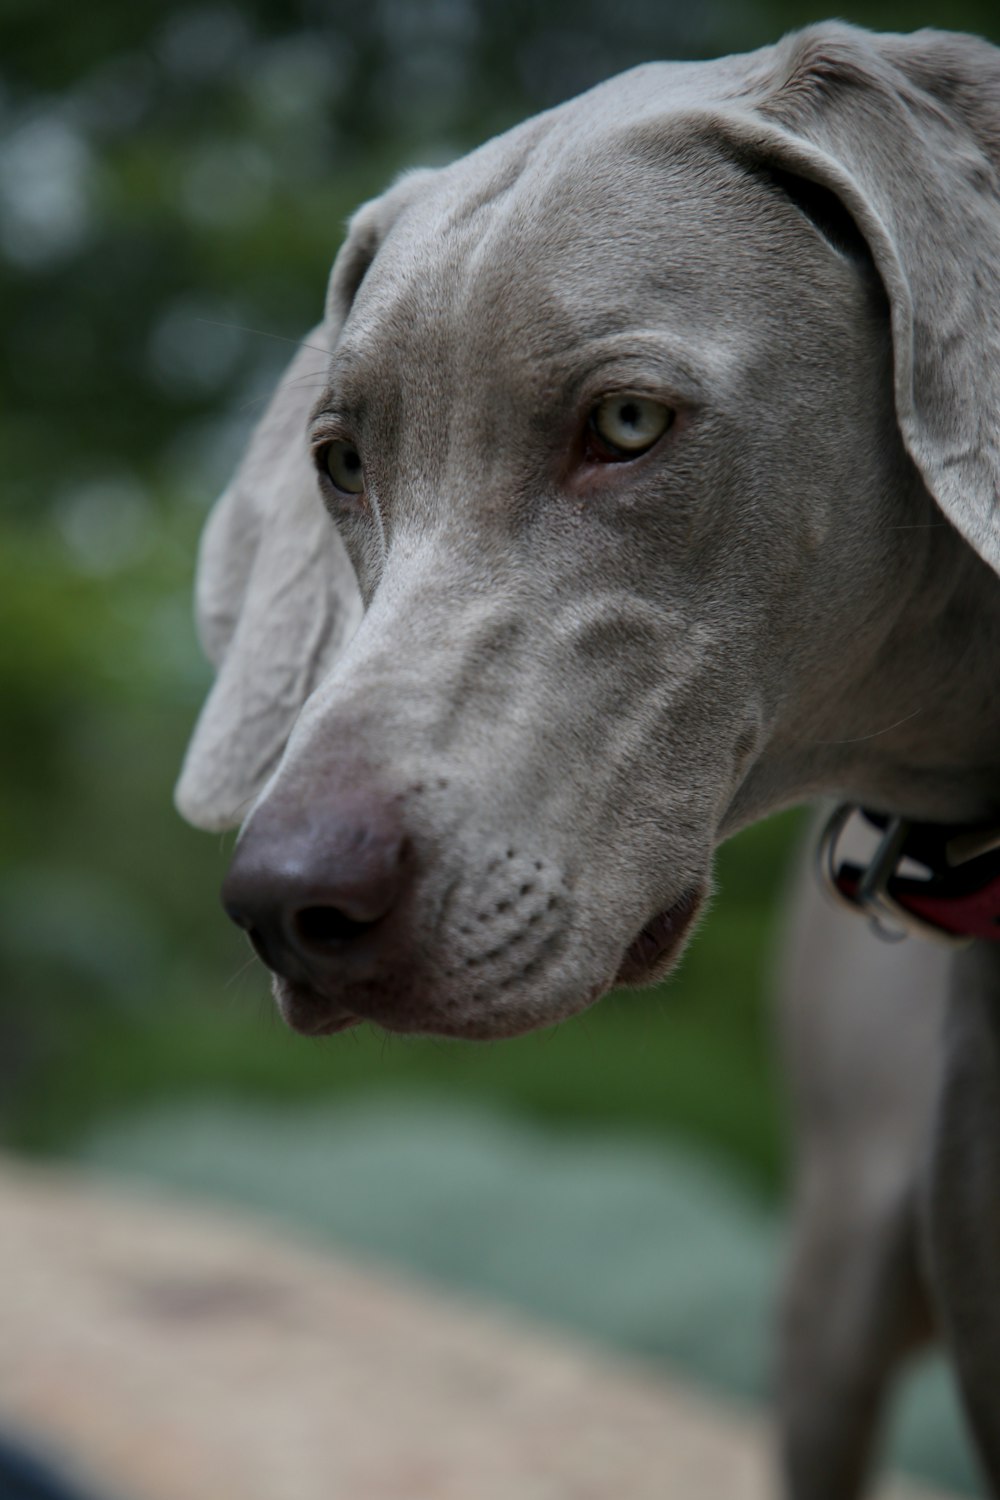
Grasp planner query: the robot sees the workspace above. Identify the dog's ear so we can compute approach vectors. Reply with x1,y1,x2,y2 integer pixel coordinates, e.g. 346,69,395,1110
174,327,362,831
175,171,437,831
718,23,1000,577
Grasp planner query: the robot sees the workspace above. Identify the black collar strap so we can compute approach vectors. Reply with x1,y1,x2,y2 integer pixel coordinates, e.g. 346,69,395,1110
818,804,1000,945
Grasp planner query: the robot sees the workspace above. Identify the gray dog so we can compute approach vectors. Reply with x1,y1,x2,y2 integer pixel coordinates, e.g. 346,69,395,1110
177,22,1000,1497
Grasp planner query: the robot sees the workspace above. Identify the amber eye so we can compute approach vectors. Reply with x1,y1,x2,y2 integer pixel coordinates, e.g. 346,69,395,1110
589,396,672,458
322,439,365,495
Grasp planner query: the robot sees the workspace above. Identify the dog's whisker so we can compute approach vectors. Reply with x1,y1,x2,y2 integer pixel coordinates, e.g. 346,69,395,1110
817,707,924,746
193,316,331,359
237,380,329,416
224,951,262,990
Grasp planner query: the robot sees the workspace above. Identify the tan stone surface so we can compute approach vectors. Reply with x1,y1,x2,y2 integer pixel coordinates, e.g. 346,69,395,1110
0,1158,954,1500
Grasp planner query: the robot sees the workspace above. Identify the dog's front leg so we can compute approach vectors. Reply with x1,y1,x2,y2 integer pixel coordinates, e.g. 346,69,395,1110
924,943,1000,1492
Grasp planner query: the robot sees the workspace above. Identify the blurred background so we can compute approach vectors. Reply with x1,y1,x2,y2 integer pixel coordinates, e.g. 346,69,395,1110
2,0,997,1494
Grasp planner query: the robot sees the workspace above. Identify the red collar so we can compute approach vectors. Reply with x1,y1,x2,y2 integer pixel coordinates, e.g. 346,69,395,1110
819,805,1000,945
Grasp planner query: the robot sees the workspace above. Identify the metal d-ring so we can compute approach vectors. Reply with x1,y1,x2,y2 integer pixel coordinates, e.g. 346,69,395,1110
816,803,971,947
816,805,909,943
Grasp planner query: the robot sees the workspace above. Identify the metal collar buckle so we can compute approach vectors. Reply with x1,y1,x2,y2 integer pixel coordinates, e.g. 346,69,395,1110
817,804,974,947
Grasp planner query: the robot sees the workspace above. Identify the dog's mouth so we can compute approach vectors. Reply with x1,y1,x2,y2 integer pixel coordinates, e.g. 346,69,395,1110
273,884,705,1037
613,885,705,987
277,980,362,1037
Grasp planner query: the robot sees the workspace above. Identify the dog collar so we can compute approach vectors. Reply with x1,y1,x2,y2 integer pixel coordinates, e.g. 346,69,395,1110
818,804,1000,945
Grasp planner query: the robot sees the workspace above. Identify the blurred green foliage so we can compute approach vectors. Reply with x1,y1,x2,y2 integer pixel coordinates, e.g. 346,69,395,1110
3,0,994,1190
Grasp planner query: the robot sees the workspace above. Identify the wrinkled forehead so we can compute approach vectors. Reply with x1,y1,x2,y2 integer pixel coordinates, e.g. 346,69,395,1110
335,129,786,388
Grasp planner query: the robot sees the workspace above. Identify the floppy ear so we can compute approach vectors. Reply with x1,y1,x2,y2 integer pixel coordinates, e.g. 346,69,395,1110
176,169,440,831
174,328,362,831
714,23,1000,576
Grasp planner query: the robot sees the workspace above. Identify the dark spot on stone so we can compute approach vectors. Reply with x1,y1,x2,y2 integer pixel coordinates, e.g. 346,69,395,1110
124,1273,288,1324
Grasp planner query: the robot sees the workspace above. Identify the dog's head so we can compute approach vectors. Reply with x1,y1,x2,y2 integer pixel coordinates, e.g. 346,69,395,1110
177,24,1000,1039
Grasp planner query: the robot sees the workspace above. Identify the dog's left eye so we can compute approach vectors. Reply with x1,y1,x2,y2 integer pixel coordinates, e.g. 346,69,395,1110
320,439,366,496
588,396,673,459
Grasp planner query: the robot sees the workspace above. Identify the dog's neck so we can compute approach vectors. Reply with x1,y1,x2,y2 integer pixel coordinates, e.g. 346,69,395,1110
726,520,1000,835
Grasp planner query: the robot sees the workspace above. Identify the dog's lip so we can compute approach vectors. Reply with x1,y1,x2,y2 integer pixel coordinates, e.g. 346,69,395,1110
277,979,361,1037
273,887,703,1034
614,885,704,986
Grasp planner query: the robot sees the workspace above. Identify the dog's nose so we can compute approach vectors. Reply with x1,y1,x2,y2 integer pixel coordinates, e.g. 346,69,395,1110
221,794,408,979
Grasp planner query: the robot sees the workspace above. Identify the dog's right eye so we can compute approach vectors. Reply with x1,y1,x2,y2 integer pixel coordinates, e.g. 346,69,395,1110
320,439,366,496
587,396,673,462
